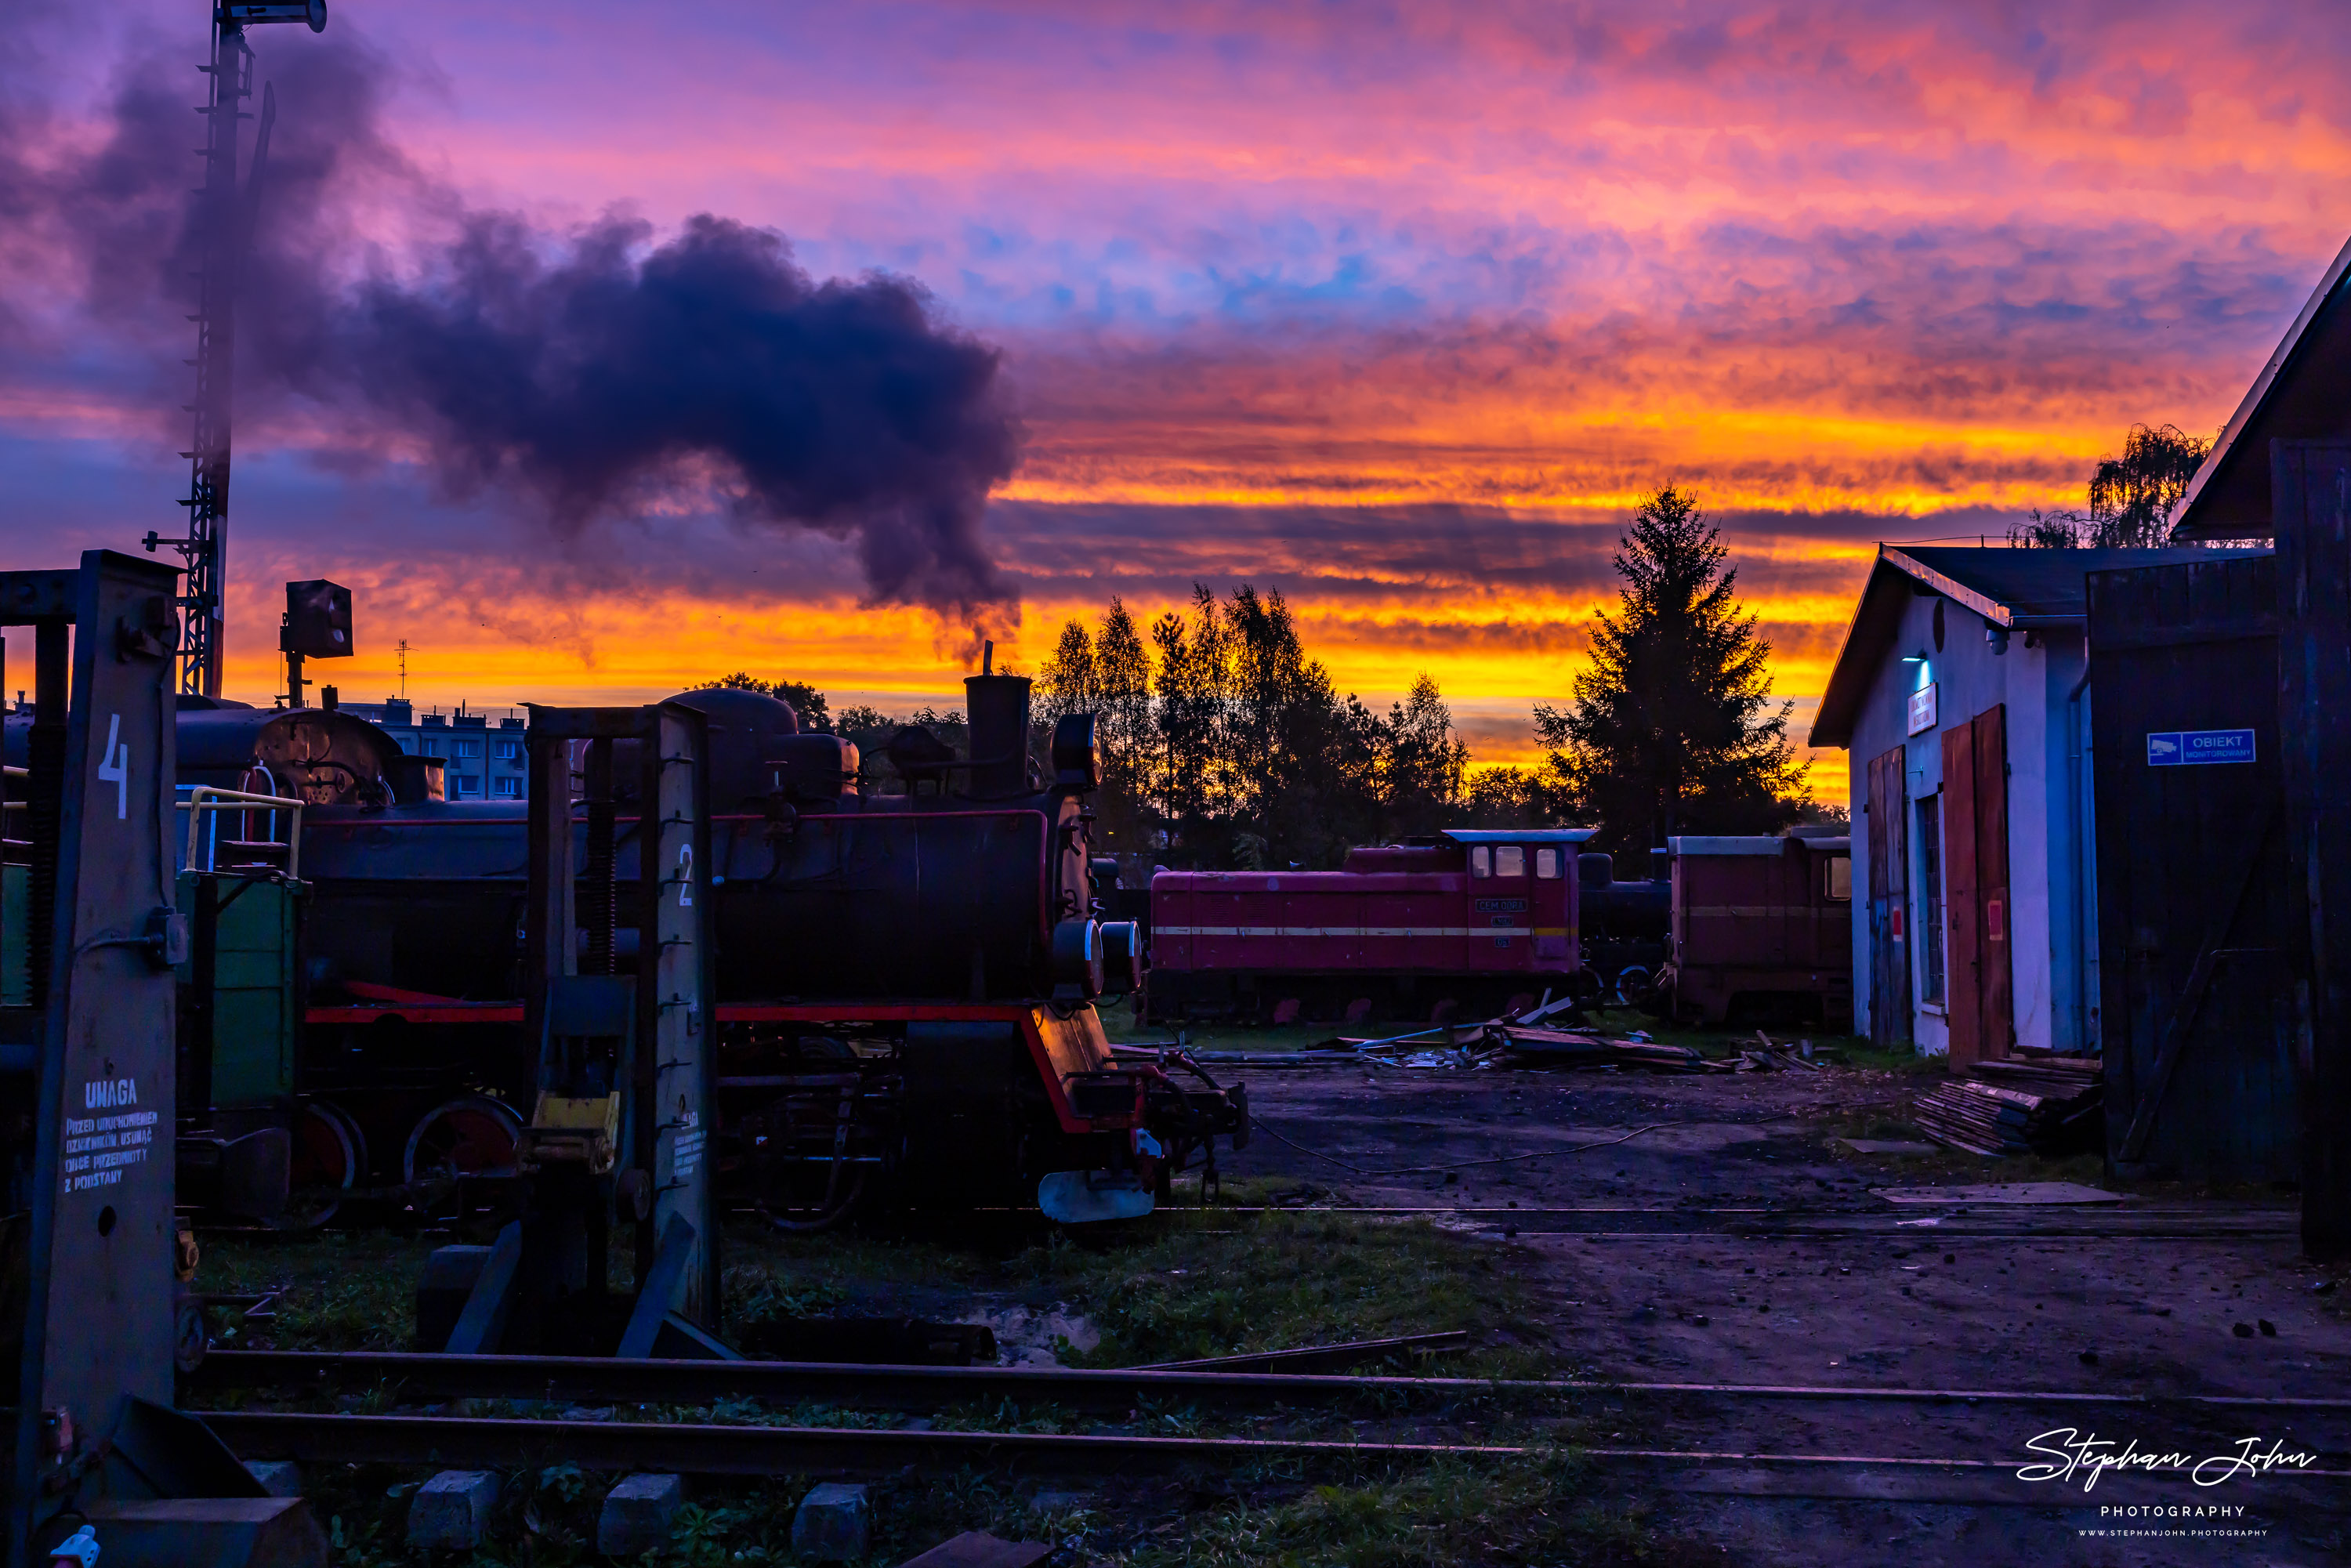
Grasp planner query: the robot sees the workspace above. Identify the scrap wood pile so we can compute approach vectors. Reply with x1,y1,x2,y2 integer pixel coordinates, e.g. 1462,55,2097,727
1911,1056,2103,1157
1489,1025,1711,1074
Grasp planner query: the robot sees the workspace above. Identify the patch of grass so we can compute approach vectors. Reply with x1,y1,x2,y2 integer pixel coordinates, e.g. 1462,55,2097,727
1832,1041,1949,1074
725,1206,1541,1374
1122,1454,1683,1568
199,1231,439,1351
1026,1212,1533,1371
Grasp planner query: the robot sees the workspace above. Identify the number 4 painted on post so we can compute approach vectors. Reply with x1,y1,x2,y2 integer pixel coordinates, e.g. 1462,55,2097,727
96,714,129,820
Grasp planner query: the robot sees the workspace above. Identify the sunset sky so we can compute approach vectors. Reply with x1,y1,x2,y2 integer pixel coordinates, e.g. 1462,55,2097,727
7,1,2349,803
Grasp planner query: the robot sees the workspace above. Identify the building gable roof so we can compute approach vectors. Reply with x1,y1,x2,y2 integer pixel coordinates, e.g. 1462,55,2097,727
1807,545,2248,748
2171,230,2351,540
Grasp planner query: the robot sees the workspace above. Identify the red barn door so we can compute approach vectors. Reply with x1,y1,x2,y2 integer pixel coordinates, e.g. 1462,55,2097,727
1939,704,2012,1066
1972,706,2014,1058
1942,722,1983,1066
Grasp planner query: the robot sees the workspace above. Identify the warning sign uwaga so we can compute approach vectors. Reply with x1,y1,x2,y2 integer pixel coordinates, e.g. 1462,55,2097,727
61,1076,155,1194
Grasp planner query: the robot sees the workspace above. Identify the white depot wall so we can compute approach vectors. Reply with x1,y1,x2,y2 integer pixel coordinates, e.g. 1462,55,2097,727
1840,586,2085,1055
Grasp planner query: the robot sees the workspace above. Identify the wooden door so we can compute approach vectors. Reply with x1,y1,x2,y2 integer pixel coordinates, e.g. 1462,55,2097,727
1972,706,2013,1057
1866,746,1911,1048
1941,722,1983,1065
2089,554,2296,1184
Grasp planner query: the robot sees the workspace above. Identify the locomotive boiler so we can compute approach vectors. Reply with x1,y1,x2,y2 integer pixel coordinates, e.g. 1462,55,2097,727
37,672,1242,1229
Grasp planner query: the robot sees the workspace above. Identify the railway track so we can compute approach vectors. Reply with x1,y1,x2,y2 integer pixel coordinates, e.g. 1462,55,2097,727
1121,1204,2303,1240
191,1349,2351,1417
197,1410,2351,1512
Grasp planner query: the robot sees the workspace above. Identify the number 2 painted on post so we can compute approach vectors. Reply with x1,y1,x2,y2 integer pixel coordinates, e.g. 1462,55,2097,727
676,843,694,907
96,714,129,820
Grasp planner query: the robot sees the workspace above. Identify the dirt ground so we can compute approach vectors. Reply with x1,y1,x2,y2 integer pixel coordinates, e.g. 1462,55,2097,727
193,1030,2351,1566
1208,1047,2351,1566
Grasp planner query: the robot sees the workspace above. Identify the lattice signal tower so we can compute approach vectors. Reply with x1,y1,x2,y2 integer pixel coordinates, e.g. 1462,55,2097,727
143,2,328,698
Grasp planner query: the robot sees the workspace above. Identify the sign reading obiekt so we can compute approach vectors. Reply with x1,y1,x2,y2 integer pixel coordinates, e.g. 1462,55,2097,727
2146,730,2256,766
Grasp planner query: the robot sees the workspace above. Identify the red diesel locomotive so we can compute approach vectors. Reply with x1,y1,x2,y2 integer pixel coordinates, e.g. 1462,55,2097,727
1144,829,1596,1023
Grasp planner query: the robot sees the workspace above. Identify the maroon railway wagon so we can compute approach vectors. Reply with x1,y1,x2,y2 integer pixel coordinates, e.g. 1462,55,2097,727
1144,828,1596,1024
1657,834,1853,1030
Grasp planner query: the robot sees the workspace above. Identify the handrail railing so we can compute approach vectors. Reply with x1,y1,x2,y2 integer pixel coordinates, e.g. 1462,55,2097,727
178,786,306,878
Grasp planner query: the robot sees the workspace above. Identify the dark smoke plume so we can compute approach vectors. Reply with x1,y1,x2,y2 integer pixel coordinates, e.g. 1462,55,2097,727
2,27,1021,625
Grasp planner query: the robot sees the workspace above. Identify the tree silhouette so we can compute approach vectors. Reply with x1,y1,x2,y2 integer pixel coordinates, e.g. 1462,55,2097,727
1535,485,1808,851
2011,423,2212,548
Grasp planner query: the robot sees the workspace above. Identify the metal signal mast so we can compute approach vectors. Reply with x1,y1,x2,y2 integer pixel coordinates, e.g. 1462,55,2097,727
143,2,328,699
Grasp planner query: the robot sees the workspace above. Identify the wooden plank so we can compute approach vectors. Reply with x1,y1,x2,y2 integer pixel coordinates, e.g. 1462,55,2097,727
1973,705,2013,1058
2117,801,2274,1163
2271,440,2351,1252
1941,721,1981,1066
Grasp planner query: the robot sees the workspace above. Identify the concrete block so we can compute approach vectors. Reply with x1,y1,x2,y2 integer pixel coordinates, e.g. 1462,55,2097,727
82,1498,327,1567
407,1469,500,1550
244,1458,303,1497
791,1481,871,1562
596,1473,685,1557
897,1531,1052,1568
415,1244,493,1350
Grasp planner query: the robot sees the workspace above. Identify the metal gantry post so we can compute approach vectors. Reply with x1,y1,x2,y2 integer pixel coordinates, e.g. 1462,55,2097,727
3,552,188,1566
491,704,715,1353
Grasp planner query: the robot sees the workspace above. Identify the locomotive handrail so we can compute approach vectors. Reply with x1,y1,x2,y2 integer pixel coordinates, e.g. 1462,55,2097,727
179,785,306,878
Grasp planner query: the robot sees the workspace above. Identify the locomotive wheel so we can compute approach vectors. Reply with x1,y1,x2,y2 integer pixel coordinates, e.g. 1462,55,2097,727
403,1095,523,1186
283,1100,366,1229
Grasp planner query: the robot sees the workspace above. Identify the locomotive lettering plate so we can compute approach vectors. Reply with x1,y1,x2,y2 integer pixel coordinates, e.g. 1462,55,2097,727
1473,898,1527,912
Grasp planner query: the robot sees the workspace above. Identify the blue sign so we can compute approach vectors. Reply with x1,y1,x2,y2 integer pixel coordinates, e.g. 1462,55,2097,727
2146,729,2256,766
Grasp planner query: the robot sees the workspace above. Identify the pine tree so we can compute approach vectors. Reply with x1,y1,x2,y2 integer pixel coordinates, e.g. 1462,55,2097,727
1535,485,1807,851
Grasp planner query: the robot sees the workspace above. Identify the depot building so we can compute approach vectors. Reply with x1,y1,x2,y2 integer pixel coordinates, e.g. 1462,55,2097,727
1808,545,2244,1063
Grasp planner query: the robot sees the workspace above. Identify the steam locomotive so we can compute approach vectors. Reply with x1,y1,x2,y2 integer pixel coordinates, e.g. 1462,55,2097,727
9,674,1244,1229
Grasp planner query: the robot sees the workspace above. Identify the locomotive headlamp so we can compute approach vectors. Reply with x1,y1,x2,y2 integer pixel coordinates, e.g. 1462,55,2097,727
219,1,328,32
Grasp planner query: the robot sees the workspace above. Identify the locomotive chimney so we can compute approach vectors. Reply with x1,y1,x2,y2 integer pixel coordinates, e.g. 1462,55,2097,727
964,646,1032,798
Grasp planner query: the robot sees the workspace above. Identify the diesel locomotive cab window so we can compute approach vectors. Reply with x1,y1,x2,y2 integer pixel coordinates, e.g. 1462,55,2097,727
1494,844,1527,878
1471,846,1492,877
1825,855,1853,901
1534,847,1560,878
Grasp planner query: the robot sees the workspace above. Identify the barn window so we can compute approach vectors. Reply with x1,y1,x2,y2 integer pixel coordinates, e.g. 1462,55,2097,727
1494,845,1527,878
1535,847,1561,878
1825,856,1852,900
1470,846,1492,878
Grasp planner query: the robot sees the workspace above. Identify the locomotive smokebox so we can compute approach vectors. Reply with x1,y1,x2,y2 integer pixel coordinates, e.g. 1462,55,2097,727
964,656,1033,799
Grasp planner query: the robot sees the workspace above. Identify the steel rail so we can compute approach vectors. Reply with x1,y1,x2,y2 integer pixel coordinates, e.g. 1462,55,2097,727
189,1351,2351,1415
194,1412,2351,1483
1139,1331,1469,1371
201,1411,1524,1476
